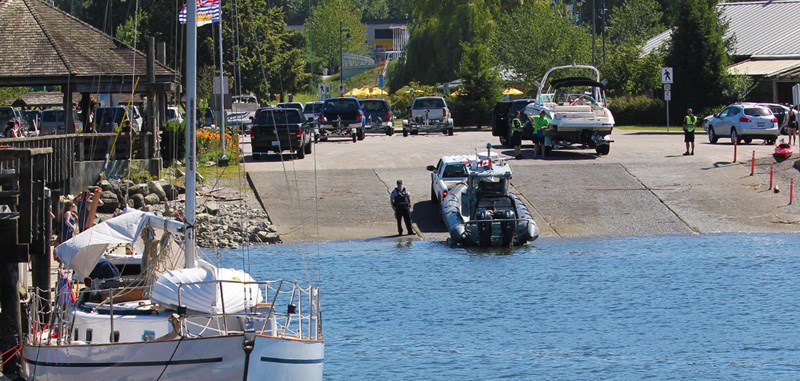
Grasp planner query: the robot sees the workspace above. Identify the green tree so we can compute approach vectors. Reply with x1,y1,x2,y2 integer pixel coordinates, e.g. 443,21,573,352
116,10,149,50
390,0,498,89
491,2,591,91
306,0,367,73
607,0,664,44
451,42,501,127
664,0,729,113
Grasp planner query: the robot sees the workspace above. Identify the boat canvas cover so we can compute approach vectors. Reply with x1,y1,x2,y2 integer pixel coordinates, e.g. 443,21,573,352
55,209,184,279
151,266,263,314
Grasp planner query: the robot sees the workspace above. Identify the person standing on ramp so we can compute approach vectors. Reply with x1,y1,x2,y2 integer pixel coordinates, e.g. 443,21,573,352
391,180,413,235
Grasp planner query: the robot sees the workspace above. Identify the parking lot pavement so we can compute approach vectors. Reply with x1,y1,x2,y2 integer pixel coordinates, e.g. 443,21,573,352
243,129,800,243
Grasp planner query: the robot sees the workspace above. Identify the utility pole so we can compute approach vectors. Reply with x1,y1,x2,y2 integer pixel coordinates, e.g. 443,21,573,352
592,0,597,66
339,20,351,95
602,0,606,65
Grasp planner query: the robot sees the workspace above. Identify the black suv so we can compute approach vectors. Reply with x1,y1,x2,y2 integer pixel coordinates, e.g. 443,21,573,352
492,99,535,147
361,98,394,135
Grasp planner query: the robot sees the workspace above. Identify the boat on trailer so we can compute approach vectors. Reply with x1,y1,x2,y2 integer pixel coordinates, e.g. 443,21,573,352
442,145,539,247
525,64,615,155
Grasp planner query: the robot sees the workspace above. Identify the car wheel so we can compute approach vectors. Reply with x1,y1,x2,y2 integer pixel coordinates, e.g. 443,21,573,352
730,129,739,144
430,185,437,202
499,133,509,147
743,137,753,145
403,130,408,137
708,127,718,144
304,141,312,154
357,128,365,140
766,138,776,145
411,130,419,135
296,147,305,159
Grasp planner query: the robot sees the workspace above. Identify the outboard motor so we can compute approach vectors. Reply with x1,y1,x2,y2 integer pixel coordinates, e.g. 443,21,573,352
476,209,493,247
498,210,516,247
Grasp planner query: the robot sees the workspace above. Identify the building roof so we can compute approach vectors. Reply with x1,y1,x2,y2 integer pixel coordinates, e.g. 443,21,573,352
728,59,800,77
11,91,81,108
0,0,176,90
643,1,800,57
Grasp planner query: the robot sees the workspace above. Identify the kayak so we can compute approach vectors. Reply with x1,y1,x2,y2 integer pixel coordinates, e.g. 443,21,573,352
774,142,793,159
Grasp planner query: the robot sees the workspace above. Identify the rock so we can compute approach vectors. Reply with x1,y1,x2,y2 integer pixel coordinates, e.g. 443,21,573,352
97,191,120,213
147,181,168,202
100,180,113,192
128,183,149,197
196,213,211,223
204,201,220,216
144,193,161,205
130,193,145,209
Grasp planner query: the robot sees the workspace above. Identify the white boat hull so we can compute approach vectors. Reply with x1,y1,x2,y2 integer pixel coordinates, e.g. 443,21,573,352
23,335,246,381
249,335,325,380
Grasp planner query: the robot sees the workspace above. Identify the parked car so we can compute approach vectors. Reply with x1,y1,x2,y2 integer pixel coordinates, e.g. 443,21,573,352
492,99,536,147
276,102,303,112
361,98,394,135
250,108,313,160
22,110,42,133
41,108,81,135
403,96,453,136
203,108,215,127
426,154,473,205
703,103,779,144
93,107,129,133
759,103,790,134
302,101,324,122
166,106,184,123
317,97,365,142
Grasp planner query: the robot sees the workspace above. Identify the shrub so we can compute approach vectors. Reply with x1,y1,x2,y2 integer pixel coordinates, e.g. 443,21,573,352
608,96,665,126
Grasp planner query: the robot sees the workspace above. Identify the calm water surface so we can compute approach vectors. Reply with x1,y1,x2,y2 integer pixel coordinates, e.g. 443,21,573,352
218,234,800,380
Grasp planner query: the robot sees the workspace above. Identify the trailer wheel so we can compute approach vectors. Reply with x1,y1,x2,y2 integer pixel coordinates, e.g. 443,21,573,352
595,144,610,155
352,133,357,142
304,141,312,154
296,147,305,159
357,128,365,140
403,130,408,137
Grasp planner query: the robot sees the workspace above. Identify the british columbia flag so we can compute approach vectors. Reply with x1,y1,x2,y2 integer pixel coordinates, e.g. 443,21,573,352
178,0,221,27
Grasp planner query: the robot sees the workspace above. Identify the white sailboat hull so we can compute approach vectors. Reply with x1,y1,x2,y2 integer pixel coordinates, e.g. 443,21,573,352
249,335,325,380
23,335,246,380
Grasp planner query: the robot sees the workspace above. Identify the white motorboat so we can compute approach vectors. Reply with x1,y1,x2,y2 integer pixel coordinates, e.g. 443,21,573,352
525,64,615,155
442,145,539,247
20,2,323,379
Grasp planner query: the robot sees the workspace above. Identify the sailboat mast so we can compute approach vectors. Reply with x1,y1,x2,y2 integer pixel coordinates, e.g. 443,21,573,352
184,0,197,267
218,20,228,164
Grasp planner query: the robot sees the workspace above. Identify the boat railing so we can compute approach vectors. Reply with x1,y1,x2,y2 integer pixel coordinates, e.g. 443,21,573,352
176,278,322,341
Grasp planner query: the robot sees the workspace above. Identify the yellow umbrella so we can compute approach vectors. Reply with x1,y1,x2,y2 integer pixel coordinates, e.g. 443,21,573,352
370,87,388,96
502,87,523,96
348,88,364,97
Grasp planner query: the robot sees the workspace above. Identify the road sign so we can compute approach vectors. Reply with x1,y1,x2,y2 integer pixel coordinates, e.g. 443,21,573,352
661,67,673,84
317,83,331,96
664,90,672,101
663,84,671,91
338,83,346,94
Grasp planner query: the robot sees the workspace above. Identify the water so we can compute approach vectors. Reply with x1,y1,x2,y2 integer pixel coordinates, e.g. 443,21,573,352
217,234,800,380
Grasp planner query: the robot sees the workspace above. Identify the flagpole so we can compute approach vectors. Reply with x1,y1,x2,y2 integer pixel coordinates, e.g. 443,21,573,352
217,15,228,166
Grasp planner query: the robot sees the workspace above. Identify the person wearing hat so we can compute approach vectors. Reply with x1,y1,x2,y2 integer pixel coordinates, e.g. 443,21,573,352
390,179,413,235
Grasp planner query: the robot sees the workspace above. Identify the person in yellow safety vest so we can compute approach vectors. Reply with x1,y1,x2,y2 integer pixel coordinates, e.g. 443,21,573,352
510,111,523,159
531,110,550,158
683,108,698,156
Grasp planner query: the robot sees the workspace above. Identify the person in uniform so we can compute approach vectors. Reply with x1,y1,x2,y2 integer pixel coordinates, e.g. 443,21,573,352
683,108,698,155
510,111,523,159
390,180,413,235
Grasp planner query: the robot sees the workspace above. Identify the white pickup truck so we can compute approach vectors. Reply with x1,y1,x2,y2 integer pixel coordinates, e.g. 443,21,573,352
426,154,473,205
402,96,454,136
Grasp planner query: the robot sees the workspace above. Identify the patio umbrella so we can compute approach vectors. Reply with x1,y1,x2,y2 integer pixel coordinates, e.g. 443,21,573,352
370,87,388,96
502,87,523,96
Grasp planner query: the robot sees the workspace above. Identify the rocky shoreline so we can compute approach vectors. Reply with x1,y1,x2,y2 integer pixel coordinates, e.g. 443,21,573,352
66,176,280,249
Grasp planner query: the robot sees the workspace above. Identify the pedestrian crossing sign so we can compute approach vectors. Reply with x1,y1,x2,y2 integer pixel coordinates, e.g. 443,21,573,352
661,67,673,84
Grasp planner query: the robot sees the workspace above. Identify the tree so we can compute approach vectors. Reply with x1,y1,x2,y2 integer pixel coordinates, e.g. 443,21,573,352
116,10,149,50
451,42,501,127
664,0,729,113
390,0,498,89
607,0,664,44
491,2,591,91
306,0,367,73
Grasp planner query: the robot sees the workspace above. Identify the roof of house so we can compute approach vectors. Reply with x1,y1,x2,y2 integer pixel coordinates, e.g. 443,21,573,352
11,91,80,108
643,1,800,57
0,0,176,87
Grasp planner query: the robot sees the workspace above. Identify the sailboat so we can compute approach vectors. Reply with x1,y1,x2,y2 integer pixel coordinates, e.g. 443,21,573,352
20,1,324,379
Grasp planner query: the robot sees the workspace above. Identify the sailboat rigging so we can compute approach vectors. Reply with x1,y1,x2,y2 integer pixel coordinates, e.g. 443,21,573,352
20,0,324,379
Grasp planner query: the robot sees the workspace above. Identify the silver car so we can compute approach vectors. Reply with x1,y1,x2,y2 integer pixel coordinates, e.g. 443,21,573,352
41,109,82,135
704,103,779,145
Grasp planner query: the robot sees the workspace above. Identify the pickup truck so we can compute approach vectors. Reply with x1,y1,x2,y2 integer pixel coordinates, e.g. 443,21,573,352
402,96,454,136
316,97,365,142
250,108,313,160
426,154,472,205
491,99,536,147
